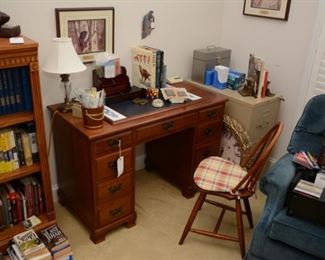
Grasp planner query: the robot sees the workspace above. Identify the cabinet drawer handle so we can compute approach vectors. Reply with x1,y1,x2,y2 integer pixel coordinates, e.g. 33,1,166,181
204,128,215,136
107,139,119,147
202,150,211,157
110,207,122,217
107,161,117,169
108,184,122,194
207,111,217,118
163,121,174,130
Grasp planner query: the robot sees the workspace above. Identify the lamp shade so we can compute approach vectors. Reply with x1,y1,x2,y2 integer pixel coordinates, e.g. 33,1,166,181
42,37,86,74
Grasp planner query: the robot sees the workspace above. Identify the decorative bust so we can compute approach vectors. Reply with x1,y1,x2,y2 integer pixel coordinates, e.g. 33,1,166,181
0,11,21,37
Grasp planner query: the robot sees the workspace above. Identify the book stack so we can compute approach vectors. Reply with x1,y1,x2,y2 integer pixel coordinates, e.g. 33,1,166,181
0,66,33,115
0,176,44,229
7,229,51,260
0,122,39,174
131,46,164,89
247,54,269,98
293,151,319,170
40,224,73,260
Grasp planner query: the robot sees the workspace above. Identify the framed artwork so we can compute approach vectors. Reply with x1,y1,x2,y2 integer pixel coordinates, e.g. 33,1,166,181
243,0,291,21
55,7,115,63
219,115,251,165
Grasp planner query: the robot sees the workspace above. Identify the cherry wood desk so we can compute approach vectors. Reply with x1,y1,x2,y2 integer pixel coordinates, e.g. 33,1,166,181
48,82,227,244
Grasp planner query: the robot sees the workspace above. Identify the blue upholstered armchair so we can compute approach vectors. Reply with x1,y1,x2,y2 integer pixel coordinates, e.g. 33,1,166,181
245,94,325,260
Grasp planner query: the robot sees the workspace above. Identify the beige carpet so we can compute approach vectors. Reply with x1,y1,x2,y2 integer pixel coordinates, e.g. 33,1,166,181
55,170,266,260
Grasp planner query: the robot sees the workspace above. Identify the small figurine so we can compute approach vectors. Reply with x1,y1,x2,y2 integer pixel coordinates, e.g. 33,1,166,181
142,10,155,39
239,78,255,97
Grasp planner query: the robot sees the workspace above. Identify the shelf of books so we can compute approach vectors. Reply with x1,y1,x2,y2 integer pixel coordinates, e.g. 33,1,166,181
0,36,56,254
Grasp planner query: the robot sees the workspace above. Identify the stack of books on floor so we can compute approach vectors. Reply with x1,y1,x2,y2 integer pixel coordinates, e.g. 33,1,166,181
40,224,73,260
7,229,51,260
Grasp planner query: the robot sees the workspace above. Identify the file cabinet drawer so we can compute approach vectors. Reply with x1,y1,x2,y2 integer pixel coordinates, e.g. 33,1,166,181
197,121,221,144
198,105,224,123
136,113,196,143
94,131,132,155
98,196,132,226
96,173,132,203
95,148,132,181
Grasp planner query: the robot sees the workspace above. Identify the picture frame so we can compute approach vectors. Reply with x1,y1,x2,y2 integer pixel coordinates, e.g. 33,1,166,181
243,0,291,21
55,7,115,63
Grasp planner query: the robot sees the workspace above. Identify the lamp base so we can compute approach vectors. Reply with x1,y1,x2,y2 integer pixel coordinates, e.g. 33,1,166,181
58,101,73,113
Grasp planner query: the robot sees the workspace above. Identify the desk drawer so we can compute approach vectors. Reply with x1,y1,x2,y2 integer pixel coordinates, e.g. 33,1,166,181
96,173,132,203
194,142,220,169
98,196,132,226
94,131,132,155
95,148,132,180
197,121,221,144
136,113,197,143
199,105,224,123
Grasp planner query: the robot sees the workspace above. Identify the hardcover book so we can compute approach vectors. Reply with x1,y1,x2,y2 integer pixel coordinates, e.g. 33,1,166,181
40,224,69,252
13,229,45,257
131,46,157,89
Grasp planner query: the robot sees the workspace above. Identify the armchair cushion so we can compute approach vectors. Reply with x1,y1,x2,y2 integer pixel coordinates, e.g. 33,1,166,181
270,209,325,259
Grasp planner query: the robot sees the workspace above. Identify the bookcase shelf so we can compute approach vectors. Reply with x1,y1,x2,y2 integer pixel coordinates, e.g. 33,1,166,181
0,36,56,253
0,111,34,128
0,163,41,184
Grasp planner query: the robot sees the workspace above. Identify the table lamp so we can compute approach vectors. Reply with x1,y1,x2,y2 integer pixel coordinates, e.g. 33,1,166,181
43,37,86,112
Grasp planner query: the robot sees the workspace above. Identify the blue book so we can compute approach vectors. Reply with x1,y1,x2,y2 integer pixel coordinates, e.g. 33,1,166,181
5,69,18,113
0,69,12,114
11,68,24,112
19,67,33,111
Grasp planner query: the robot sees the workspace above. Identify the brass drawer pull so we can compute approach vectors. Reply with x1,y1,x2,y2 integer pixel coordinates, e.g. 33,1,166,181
205,128,215,136
107,161,117,169
107,139,119,147
163,121,174,130
110,207,122,217
207,111,217,118
108,184,122,194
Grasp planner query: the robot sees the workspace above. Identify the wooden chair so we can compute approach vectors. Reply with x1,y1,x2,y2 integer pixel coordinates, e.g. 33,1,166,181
178,122,283,258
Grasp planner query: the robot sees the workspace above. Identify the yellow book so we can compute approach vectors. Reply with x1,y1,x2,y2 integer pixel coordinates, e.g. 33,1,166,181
21,130,33,166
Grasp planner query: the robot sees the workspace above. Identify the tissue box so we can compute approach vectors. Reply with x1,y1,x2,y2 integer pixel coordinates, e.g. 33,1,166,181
227,70,246,90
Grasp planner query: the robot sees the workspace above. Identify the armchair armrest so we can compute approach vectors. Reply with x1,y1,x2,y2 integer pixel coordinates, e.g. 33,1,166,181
258,153,295,228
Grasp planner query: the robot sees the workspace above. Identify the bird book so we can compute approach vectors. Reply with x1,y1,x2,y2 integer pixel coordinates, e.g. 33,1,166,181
131,46,157,89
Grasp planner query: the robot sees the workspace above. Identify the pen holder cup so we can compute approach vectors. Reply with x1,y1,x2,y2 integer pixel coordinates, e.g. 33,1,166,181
82,106,104,129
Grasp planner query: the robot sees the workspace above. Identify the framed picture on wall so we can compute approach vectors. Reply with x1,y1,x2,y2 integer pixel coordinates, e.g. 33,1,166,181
55,7,115,63
243,0,291,21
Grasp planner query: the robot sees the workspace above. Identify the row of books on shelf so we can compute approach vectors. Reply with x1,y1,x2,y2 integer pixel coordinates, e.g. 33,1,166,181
0,122,39,174
7,224,73,260
248,54,269,99
0,66,33,116
131,45,165,89
0,175,44,230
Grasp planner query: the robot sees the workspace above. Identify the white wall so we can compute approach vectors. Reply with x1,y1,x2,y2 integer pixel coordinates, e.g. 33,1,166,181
219,0,319,158
1,1,320,193
1,0,224,189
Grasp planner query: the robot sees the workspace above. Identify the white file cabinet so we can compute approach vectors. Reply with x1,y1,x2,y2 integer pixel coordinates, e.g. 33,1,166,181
189,80,281,144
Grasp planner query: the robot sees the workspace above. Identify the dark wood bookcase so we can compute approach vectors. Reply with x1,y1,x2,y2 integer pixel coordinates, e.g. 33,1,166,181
0,36,56,252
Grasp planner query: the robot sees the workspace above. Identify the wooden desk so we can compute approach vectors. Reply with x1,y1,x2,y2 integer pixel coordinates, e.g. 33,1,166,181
49,82,227,244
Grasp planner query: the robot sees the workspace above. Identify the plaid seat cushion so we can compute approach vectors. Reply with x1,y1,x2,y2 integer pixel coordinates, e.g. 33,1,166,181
194,156,247,192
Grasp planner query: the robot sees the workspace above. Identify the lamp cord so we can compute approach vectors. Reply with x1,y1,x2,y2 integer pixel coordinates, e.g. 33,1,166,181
47,109,59,158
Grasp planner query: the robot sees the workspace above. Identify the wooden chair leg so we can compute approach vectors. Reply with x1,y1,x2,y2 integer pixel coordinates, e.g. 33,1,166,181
179,192,206,245
243,197,253,228
235,199,245,258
